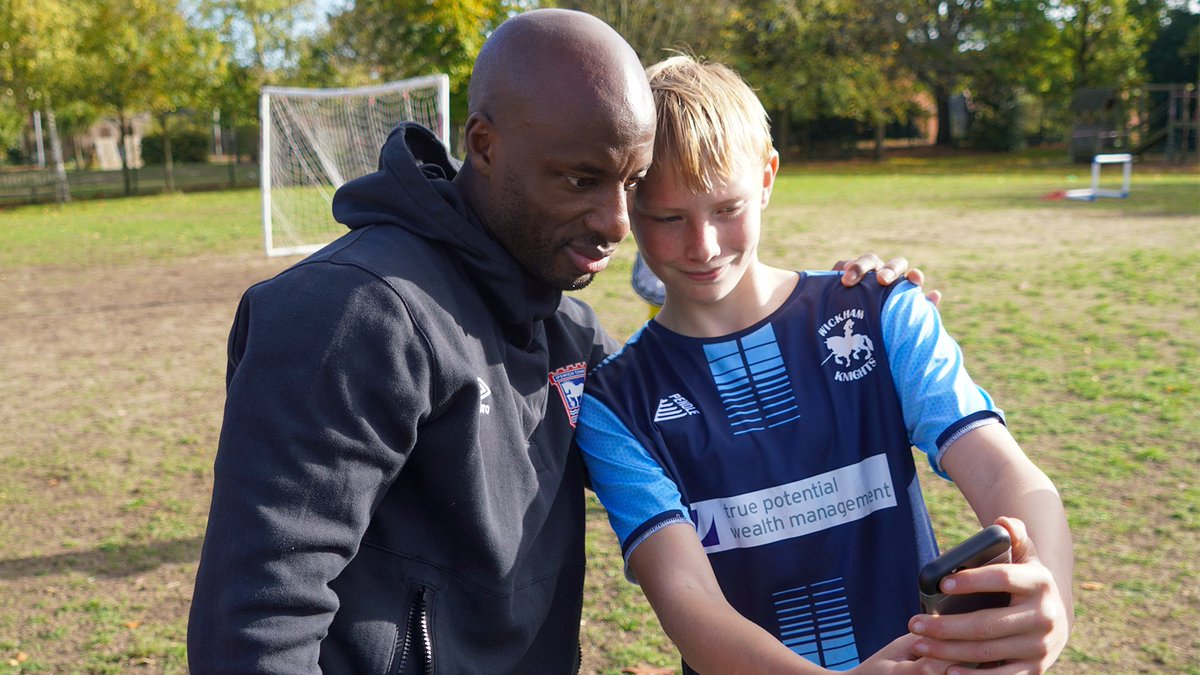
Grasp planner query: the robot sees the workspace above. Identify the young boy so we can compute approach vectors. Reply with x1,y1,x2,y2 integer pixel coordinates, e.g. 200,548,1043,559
575,56,1073,674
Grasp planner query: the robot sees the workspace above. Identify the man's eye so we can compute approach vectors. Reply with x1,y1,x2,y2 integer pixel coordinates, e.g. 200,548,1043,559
623,177,643,191
565,175,597,189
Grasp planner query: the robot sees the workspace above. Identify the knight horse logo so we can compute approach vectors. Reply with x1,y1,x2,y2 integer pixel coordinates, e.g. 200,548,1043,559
549,362,588,427
819,313,878,382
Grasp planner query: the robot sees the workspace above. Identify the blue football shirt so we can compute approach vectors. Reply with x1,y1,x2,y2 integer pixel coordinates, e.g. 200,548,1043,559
577,273,1002,671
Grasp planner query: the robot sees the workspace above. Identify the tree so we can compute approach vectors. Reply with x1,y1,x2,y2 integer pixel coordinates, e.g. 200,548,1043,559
199,0,314,73
888,0,990,145
195,0,315,168
52,99,104,170
1054,0,1153,91
130,3,227,192
76,0,216,195
151,26,225,191
0,0,86,200
815,2,923,159
290,30,376,89
327,0,504,85
550,0,737,64
324,0,509,147
0,99,23,162
727,1,919,158
1144,6,1199,84
729,0,839,155
963,0,1065,148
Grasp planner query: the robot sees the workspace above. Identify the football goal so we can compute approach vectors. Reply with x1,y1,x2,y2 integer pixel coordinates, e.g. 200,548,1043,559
260,75,450,257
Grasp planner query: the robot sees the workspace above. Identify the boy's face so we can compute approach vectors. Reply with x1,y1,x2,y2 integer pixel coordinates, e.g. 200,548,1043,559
631,154,778,310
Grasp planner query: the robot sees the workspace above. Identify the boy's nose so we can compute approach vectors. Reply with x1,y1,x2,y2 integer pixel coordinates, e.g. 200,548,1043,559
686,222,720,262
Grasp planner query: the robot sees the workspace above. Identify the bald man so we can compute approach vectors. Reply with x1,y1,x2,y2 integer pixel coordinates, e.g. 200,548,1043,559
188,10,650,672
189,9,915,672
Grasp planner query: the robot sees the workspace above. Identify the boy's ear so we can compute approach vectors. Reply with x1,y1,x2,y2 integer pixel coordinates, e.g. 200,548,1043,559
463,112,497,177
760,150,781,209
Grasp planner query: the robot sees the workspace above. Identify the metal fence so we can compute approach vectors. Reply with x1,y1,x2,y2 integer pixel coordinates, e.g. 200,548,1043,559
0,162,260,207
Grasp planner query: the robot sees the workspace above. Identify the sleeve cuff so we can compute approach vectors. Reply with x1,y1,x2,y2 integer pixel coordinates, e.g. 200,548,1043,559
621,510,690,583
932,411,1005,479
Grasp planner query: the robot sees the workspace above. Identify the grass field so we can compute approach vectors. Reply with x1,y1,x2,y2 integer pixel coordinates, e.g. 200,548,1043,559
0,152,1197,673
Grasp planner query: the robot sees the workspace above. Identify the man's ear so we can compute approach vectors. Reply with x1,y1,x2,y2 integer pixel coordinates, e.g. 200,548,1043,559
463,112,497,177
760,150,781,209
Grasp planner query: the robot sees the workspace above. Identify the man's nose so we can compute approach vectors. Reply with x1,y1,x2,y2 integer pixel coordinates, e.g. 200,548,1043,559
587,186,632,244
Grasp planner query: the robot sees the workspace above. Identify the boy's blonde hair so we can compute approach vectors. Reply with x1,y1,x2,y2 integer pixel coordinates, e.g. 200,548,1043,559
645,55,774,194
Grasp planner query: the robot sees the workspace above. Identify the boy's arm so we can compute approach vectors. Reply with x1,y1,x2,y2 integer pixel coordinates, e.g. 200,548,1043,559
631,524,956,675
911,423,1074,672
630,523,820,673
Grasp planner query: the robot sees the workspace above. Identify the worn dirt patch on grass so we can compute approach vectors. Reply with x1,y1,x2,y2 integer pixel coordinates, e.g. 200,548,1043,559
0,254,289,672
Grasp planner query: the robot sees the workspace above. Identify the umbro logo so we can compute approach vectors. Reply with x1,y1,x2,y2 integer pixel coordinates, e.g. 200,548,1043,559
654,393,700,422
477,378,492,415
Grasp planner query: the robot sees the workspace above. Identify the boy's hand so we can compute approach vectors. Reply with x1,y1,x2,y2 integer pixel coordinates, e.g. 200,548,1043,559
907,517,1071,674
833,254,942,307
850,633,955,674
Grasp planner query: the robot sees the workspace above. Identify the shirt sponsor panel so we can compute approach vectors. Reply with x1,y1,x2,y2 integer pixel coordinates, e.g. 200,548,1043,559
690,454,897,554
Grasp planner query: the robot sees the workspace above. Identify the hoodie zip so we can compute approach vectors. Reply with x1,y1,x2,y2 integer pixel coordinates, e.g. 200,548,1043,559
394,585,433,674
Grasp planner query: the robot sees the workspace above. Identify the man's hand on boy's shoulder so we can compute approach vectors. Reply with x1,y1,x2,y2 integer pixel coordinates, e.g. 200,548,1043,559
833,254,942,308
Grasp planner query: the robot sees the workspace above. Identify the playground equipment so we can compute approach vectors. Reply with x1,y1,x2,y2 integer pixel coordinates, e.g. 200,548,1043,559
1065,153,1132,201
1132,84,1199,164
1069,84,1197,165
1069,88,1123,162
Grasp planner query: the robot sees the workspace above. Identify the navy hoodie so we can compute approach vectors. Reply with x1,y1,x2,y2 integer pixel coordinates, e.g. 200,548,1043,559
189,124,615,673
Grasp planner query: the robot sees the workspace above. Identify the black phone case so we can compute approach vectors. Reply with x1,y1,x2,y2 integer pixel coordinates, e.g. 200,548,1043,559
919,524,1012,615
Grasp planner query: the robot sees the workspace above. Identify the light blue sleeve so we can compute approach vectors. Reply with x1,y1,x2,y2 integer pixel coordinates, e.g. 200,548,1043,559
881,282,1004,478
576,392,689,552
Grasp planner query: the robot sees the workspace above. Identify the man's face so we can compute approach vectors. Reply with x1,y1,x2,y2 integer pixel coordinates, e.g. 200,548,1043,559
484,105,655,291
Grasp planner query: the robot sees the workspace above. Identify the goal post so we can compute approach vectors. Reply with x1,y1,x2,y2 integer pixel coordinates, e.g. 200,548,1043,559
260,75,451,257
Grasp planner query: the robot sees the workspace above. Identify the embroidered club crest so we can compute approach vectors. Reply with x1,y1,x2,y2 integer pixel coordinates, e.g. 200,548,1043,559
549,362,588,427
818,311,878,382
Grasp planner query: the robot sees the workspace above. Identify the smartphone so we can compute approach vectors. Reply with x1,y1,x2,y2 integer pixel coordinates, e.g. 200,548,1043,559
919,524,1012,615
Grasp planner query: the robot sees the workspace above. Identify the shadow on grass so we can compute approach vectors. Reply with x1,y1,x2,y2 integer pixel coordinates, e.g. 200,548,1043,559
0,536,203,579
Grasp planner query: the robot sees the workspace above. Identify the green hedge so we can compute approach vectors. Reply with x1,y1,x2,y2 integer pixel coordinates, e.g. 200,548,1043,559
141,130,209,164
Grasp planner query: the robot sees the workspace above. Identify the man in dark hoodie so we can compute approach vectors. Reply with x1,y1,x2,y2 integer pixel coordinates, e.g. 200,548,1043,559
188,8,918,673
189,11,653,672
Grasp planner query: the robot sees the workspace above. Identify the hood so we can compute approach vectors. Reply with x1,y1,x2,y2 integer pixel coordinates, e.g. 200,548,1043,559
332,123,562,342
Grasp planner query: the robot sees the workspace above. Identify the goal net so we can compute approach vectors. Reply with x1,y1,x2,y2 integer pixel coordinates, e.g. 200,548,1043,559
260,75,450,257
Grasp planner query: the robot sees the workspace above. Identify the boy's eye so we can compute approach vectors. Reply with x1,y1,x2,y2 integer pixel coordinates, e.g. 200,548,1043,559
718,203,745,216
651,214,682,224
564,175,597,189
